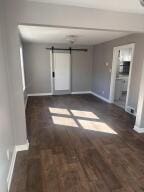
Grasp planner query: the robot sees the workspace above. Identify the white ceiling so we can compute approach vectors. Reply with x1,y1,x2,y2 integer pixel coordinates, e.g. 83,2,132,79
19,25,130,45
28,0,144,14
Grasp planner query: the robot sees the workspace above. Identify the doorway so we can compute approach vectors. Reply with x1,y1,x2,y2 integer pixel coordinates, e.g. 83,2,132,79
109,43,135,110
51,51,71,95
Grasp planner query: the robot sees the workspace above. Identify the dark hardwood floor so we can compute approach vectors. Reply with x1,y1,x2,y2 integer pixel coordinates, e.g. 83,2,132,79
10,94,144,192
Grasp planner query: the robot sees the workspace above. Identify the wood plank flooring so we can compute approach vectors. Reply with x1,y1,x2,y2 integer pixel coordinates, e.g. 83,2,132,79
10,94,144,192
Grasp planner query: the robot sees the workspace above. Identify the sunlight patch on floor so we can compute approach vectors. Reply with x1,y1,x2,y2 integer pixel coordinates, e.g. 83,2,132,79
71,110,99,119
78,119,117,134
49,107,70,115
52,116,78,127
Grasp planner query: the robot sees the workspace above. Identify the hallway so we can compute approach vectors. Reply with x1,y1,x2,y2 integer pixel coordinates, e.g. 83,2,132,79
10,94,144,192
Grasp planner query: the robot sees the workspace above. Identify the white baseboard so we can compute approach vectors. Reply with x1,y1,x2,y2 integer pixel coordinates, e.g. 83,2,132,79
15,140,29,152
91,92,111,103
27,93,53,96
25,96,28,109
71,91,91,94
27,91,92,96
133,126,144,133
7,148,17,191
28,92,91,96
7,140,29,191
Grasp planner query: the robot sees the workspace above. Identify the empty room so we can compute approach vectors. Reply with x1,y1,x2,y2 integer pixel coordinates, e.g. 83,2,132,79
1,0,144,192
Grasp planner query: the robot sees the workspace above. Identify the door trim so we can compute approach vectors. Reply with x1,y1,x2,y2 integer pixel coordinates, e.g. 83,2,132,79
109,43,135,111
50,51,72,95
50,50,54,95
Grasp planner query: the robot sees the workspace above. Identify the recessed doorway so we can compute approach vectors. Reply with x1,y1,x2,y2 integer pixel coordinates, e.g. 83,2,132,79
109,43,135,111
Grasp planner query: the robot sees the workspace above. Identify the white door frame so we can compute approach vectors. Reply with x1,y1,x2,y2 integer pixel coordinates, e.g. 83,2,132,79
50,50,71,95
50,50,54,95
109,43,135,111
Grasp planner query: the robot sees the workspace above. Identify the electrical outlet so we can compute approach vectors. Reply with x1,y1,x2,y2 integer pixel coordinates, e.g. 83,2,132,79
102,91,105,95
6,149,10,161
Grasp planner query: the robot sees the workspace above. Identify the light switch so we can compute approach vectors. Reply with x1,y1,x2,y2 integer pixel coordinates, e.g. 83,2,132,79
105,62,109,66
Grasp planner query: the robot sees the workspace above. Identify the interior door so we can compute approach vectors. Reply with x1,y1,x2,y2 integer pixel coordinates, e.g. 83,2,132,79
53,52,71,95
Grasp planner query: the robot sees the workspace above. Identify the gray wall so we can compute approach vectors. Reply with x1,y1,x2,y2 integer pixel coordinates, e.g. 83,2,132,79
92,34,144,111
23,43,93,94
71,47,93,92
5,0,144,32
4,2,28,146
23,43,52,94
0,0,15,191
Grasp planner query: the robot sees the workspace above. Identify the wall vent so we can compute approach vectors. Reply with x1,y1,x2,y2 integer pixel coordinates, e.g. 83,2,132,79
126,106,136,116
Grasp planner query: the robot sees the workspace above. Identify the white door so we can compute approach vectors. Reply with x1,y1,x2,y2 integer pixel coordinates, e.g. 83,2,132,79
53,52,71,95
